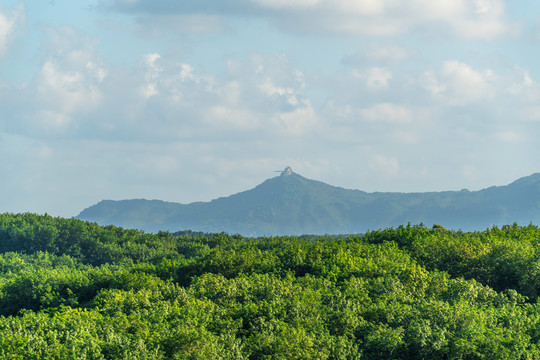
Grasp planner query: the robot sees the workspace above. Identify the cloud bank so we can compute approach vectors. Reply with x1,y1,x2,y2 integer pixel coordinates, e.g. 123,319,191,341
1,1,538,218
100,0,516,39
0,4,25,58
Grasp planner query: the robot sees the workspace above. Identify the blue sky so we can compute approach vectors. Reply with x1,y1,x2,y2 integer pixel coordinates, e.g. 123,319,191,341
1,0,540,217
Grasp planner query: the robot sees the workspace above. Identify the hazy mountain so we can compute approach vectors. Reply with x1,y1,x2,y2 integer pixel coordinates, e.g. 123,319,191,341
76,169,540,236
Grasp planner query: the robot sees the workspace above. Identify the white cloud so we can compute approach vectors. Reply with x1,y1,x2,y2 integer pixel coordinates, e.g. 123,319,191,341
0,27,109,135
420,61,496,106
140,53,162,99
206,55,315,136
37,60,103,112
353,67,392,90
452,0,516,39
359,103,415,124
507,68,540,103
4,0,540,220
64,51,314,141
0,4,25,58
224,53,308,114
420,69,447,95
221,80,242,105
140,82,157,99
37,110,72,130
203,106,260,130
407,0,516,39
272,99,318,135
257,74,302,106
101,0,516,39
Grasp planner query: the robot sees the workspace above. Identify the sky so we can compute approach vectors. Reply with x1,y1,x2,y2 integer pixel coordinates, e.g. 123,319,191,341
2,0,540,217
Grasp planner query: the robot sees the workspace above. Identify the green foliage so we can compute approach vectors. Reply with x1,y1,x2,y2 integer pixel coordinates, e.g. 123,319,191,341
2,213,540,358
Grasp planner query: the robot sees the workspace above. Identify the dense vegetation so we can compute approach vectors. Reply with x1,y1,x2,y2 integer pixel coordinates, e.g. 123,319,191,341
2,213,540,358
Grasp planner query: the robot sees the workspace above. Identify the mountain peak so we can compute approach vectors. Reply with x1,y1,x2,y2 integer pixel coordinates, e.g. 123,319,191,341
279,166,293,176
76,172,540,236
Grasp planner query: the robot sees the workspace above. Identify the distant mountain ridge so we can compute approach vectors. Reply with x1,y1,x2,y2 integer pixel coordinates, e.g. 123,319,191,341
76,170,540,235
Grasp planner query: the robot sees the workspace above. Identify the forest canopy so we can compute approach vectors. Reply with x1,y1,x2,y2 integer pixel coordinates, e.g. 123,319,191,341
1,213,540,359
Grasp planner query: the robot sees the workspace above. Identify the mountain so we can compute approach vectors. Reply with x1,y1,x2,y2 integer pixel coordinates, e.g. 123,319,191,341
75,169,540,235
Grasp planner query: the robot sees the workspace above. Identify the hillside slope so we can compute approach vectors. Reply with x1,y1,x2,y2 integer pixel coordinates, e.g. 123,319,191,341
76,171,540,235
